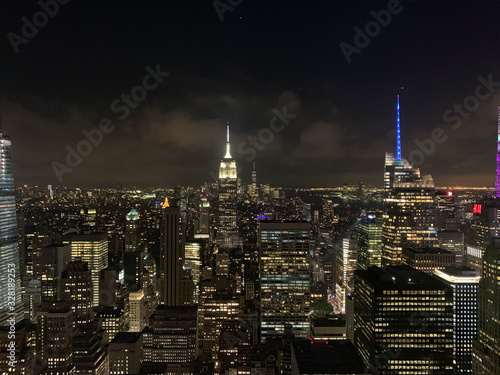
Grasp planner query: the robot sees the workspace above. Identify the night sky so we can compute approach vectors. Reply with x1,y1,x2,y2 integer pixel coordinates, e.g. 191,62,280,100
3,0,500,187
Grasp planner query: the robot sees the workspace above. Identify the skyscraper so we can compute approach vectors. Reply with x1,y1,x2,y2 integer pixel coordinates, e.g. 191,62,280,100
354,265,453,374
259,222,311,342
382,173,438,265
62,231,108,306
61,259,94,328
36,302,74,374
216,123,239,249
495,106,500,198
125,208,141,253
473,239,500,374
0,130,23,326
357,211,383,269
159,198,182,306
434,267,479,374
143,305,198,373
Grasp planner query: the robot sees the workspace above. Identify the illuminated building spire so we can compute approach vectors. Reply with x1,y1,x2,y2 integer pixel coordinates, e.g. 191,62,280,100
224,122,232,159
396,95,401,160
496,107,500,198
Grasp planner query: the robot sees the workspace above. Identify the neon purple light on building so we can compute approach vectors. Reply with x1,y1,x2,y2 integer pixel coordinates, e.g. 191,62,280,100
496,106,500,198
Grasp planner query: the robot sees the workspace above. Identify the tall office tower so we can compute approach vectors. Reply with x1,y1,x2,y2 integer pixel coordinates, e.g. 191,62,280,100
143,305,198,373
23,279,41,322
40,243,71,301
125,208,141,253
357,212,383,269
320,199,335,229
142,253,159,315
216,123,239,249
73,333,108,375
24,225,51,279
466,199,500,273
248,161,259,202
334,231,358,314
61,259,94,328
185,241,202,304
99,267,117,308
36,302,74,374
354,266,453,374
436,190,459,231
382,174,437,266
434,267,480,374
62,231,108,306
124,250,143,291
109,332,143,375
259,222,311,342
473,239,500,374
196,194,211,238
0,130,23,326
129,289,148,332
160,198,184,306
199,290,240,360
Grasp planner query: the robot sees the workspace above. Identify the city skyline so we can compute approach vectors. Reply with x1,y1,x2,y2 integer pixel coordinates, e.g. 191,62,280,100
3,1,500,187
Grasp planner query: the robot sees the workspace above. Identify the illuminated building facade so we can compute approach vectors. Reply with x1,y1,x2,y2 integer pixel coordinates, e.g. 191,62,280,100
40,243,71,301
434,267,479,374
62,232,108,306
259,222,311,342
0,130,23,326
125,208,141,252
382,175,438,266
61,259,94,328
466,198,500,274
216,124,240,249
402,247,456,274
438,230,465,266
334,232,357,314
36,302,74,374
184,241,202,304
143,305,197,373
95,307,126,342
357,212,383,269
473,239,500,375
354,266,453,374
108,332,143,375
129,289,147,332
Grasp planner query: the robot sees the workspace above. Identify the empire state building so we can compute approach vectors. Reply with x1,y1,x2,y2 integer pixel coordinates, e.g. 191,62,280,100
216,124,239,249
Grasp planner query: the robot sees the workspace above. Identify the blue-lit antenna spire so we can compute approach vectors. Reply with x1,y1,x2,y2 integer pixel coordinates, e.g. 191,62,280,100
396,95,401,160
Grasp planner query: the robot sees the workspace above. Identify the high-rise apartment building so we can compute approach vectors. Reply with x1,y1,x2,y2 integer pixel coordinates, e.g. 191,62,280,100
62,231,108,306
259,222,311,342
